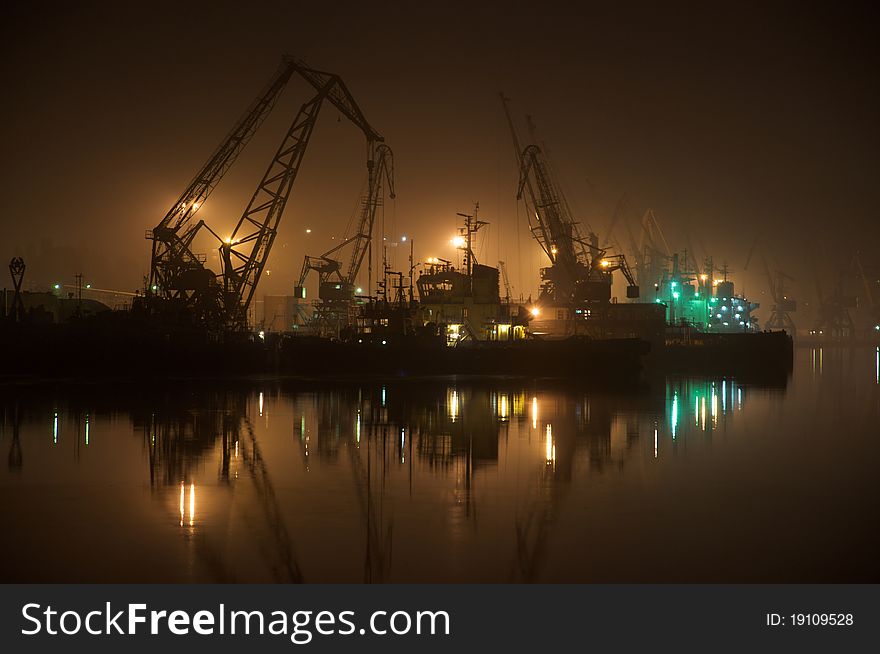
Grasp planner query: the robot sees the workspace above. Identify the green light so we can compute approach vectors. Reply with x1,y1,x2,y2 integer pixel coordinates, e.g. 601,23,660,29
670,281,677,288
671,392,678,439
672,291,680,300
53,283,61,290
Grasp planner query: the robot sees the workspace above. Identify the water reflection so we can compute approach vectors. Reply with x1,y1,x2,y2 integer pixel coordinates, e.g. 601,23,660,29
1,349,878,582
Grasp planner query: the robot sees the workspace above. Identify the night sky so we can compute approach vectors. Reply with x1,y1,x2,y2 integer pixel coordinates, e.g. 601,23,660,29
2,1,878,319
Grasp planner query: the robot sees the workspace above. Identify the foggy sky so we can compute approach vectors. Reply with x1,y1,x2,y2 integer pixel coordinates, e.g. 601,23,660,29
2,0,878,320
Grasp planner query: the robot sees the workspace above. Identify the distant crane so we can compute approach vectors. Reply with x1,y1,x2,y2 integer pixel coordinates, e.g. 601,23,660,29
810,258,855,339
498,260,512,302
633,209,672,288
762,256,797,332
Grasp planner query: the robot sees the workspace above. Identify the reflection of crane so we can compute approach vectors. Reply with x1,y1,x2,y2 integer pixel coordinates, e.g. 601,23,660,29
238,416,304,582
7,404,22,470
762,256,797,332
500,94,638,305
143,390,303,582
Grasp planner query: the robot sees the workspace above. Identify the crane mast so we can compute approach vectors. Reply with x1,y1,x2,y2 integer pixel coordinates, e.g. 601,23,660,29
220,63,383,329
295,144,394,335
346,144,395,286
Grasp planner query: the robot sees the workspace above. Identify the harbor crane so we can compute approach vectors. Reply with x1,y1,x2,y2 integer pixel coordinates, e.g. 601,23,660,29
762,256,797,332
145,56,383,330
295,144,395,333
810,269,855,339
147,58,296,321
499,93,638,306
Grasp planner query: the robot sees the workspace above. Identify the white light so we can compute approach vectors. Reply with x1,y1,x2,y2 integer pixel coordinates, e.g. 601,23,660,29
381,339,387,345
306,228,312,234
452,235,466,248
401,235,407,242
356,287,363,294
530,307,540,317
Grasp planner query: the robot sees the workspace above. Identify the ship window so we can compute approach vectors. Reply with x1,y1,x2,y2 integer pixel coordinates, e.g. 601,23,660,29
380,318,389,326
462,308,469,318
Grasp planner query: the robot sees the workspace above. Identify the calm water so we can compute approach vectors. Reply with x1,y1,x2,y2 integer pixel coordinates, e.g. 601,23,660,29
1,347,878,583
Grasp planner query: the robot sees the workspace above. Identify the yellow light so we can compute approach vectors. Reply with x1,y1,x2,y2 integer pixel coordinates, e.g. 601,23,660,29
189,483,195,527
600,259,610,267
550,246,558,255
530,307,540,317
531,396,538,429
699,274,708,282
545,424,555,467
713,279,721,286
224,237,232,244
452,236,466,248
449,389,459,422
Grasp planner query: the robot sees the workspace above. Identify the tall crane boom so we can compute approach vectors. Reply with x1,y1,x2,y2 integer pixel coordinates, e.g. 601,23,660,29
149,57,297,297
220,63,384,328
501,93,638,305
347,144,395,285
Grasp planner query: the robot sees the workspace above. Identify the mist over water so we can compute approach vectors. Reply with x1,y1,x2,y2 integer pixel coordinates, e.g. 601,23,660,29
1,346,877,583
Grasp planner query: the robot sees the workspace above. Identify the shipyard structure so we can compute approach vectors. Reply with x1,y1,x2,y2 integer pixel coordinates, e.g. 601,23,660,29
1,56,797,379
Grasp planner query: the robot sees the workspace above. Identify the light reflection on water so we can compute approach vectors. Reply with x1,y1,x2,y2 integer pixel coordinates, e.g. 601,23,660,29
1,346,878,583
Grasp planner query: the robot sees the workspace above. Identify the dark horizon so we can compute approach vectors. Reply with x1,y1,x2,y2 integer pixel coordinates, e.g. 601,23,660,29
2,0,878,321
